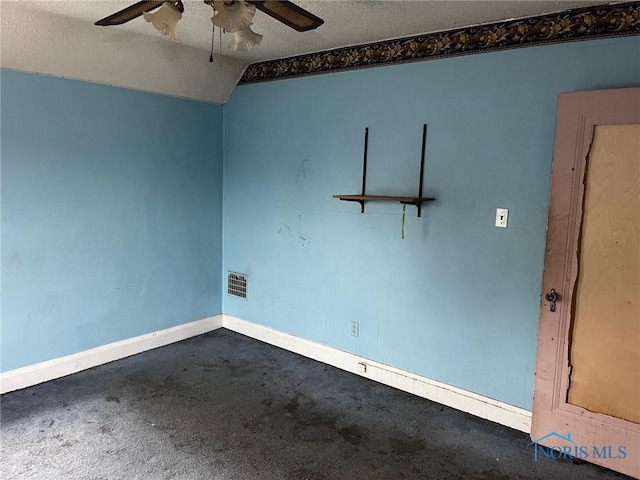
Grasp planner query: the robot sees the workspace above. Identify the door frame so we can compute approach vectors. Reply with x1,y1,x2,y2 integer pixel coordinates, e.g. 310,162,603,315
532,88,640,478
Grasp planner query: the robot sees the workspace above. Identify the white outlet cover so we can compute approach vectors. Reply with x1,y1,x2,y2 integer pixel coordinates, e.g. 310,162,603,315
495,208,509,228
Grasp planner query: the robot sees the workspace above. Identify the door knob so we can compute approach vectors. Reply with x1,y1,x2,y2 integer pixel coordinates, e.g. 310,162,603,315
545,289,559,312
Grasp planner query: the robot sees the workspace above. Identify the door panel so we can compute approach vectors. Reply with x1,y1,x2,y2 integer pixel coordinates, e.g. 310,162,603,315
532,88,640,479
568,124,640,424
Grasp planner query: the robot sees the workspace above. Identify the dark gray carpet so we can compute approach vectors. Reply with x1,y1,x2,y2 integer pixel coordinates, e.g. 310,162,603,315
0,329,631,479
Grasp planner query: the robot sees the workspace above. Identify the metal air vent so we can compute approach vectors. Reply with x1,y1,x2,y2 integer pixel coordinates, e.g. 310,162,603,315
227,272,248,299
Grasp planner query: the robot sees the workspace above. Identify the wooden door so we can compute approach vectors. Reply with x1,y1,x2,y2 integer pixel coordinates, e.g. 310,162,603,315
531,88,640,479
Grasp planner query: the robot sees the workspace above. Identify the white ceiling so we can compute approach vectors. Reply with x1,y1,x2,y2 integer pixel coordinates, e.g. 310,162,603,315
0,1,616,103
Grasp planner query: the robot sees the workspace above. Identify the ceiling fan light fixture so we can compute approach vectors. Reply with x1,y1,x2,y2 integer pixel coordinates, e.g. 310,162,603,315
231,26,263,51
212,1,256,33
143,1,182,42
95,0,324,54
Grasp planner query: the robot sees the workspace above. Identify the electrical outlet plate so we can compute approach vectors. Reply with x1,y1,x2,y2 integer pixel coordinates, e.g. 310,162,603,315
351,321,359,337
495,208,508,228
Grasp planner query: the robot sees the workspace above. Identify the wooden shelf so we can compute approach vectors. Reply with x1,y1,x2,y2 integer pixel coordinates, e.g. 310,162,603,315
334,125,435,217
333,195,435,203
333,194,436,217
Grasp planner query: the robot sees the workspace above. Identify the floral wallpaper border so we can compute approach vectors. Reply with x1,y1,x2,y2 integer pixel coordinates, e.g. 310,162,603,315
240,2,640,84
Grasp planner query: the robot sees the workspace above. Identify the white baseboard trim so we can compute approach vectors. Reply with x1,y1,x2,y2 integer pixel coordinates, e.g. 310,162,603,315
0,315,223,395
1,313,532,434
222,314,532,433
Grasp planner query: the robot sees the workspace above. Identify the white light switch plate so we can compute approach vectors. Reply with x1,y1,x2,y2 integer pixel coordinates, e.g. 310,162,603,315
495,208,508,228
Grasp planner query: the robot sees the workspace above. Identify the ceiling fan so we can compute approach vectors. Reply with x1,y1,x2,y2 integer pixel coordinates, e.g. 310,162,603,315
95,1,324,52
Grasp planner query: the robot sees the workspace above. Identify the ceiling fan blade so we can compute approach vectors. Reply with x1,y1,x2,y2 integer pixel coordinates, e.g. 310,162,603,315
246,1,323,32
95,1,165,26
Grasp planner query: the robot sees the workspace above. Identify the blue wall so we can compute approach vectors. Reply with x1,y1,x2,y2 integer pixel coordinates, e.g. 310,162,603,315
1,70,223,372
2,36,638,407
222,37,640,410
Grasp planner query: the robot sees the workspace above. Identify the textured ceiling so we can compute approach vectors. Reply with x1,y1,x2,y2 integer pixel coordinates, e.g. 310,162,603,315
0,1,618,103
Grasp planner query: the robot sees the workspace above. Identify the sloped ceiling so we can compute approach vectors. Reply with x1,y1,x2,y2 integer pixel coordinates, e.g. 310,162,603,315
0,1,616,104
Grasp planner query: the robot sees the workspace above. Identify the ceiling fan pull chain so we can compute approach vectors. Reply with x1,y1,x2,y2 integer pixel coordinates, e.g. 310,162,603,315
209,21,215,62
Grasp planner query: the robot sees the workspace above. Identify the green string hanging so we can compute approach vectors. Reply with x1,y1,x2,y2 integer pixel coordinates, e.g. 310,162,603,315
401,204,406,239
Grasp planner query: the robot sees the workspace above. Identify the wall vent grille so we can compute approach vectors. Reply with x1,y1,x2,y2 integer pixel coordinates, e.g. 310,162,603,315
227,272,248,299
